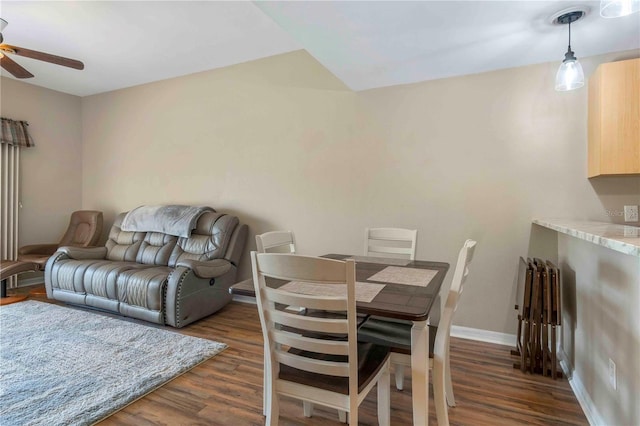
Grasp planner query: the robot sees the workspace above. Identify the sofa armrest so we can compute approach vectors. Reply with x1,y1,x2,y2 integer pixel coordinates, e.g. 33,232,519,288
18,243,59,256
57,246,107,260
175,259,231,279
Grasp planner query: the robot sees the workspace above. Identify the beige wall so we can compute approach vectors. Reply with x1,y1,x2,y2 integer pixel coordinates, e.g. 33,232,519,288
356,49,640,334
0,77,83,246
81,49,640,336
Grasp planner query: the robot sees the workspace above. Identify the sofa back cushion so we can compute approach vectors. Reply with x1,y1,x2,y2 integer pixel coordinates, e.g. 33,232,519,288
105,213,146,262
168,212,239,267
137,232,178,266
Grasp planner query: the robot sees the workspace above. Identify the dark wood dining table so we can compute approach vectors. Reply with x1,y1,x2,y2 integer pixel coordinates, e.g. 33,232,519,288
230,254,450,426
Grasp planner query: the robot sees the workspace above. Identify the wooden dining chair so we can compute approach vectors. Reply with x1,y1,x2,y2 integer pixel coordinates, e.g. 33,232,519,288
256,230,296,254
255,231,297,415
251,252,391,425
358,239,477,426
364,227,417,260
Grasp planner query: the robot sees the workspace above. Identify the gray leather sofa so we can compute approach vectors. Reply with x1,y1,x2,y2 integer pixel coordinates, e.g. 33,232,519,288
44,209,247,328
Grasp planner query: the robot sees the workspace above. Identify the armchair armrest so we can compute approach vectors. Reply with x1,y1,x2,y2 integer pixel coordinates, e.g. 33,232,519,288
18,243,59,256
57,246,107,260
175,258,231,279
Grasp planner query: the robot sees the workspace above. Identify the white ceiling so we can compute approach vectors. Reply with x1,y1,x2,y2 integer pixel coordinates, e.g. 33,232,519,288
1,1,638,97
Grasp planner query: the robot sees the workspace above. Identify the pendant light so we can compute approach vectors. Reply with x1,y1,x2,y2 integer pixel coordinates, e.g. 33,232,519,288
554,11,585,92
600,0,640,17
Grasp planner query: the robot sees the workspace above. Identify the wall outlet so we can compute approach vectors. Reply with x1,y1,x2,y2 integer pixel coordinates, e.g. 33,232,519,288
608,358,617,390
624,226,639,238
624,205,639,222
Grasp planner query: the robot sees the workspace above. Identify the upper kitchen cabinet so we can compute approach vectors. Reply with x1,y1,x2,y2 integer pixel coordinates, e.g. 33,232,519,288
588,58,640,178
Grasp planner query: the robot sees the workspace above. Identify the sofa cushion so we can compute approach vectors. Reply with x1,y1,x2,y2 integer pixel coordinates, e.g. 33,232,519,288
116,266,172,312
168,212,239,266
82,261,150,300
105,213,146,262
136,232,177,266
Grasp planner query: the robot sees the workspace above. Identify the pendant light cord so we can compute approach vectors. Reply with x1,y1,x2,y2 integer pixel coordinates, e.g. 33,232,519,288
568,20,572,50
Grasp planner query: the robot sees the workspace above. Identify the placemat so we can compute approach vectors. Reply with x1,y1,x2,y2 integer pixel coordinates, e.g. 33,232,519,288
278,281,385,303
366,266,438,287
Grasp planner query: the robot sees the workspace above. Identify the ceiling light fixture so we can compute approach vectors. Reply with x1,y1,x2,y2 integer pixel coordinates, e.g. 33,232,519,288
554,10,585,92
600,0,640,17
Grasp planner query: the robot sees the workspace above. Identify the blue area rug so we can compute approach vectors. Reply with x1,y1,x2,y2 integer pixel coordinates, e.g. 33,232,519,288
0,300,227,425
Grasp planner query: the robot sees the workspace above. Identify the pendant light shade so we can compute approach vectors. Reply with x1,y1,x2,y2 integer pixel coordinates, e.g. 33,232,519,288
554,11,585,92
600,0,640,17
555,50,585,91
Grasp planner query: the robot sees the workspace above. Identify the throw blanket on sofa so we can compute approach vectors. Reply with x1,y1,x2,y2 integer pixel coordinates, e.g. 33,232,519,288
121,205,215,238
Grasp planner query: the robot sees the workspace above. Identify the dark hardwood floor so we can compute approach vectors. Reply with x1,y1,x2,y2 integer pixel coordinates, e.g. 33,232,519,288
15,285,587,425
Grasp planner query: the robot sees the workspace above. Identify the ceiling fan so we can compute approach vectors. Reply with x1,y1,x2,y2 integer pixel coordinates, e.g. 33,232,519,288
0,18,84,79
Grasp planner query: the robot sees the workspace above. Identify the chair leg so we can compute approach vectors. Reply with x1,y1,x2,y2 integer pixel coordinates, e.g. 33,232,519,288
444,349,456,407
263,347,270,416
433,356,450,426
303,401,313,418
394,363,405,391
266,391,279,426
338,410,347,423
378,362,391,426
348,400,358,426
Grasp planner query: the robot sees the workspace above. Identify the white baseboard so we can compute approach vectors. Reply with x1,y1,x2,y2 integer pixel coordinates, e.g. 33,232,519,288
233,295,257,305
17,276,44,287
450,325,517,347
558,348,604,426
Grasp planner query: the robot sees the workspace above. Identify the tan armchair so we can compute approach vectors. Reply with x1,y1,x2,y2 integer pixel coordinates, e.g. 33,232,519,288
18,210,103,270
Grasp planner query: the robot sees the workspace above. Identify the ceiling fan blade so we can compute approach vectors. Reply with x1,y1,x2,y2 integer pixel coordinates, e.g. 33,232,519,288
0,44,84,70
0,53,34,78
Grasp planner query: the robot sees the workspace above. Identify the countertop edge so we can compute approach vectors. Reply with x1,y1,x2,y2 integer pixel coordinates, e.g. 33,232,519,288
533,219,640,257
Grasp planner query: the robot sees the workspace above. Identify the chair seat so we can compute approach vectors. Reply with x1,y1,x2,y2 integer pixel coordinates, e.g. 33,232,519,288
357,316,437,357
279,342,390,395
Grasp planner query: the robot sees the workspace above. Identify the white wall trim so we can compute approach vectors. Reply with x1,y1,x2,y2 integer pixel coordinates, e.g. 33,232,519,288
233,295,258,305
450,325,517,347
17,276,44,288
558,348,604,426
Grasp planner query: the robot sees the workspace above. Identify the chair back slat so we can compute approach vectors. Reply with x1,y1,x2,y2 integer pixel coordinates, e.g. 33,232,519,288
368,245,415,257
275,350,350,377
266,287,348,311
257,253,350,283
256,231,296,254
270,310,349,334
273,329,349,355
365,227,417,260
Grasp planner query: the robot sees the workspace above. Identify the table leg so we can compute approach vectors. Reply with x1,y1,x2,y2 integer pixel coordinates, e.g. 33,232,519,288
411,320,429,426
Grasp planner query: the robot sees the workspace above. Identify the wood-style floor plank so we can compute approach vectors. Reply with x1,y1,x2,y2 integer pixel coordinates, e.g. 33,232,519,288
15,287,587,425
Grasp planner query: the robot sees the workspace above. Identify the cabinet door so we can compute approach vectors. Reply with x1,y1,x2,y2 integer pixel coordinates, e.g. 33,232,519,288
588,58,640,177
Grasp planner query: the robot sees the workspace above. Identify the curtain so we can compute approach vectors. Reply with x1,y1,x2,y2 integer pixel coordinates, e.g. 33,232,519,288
1,116,31,287
1,142,20,287
1,117,35,147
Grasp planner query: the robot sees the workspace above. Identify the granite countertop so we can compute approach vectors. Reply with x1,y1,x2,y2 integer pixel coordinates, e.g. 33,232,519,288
533,219,640,257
